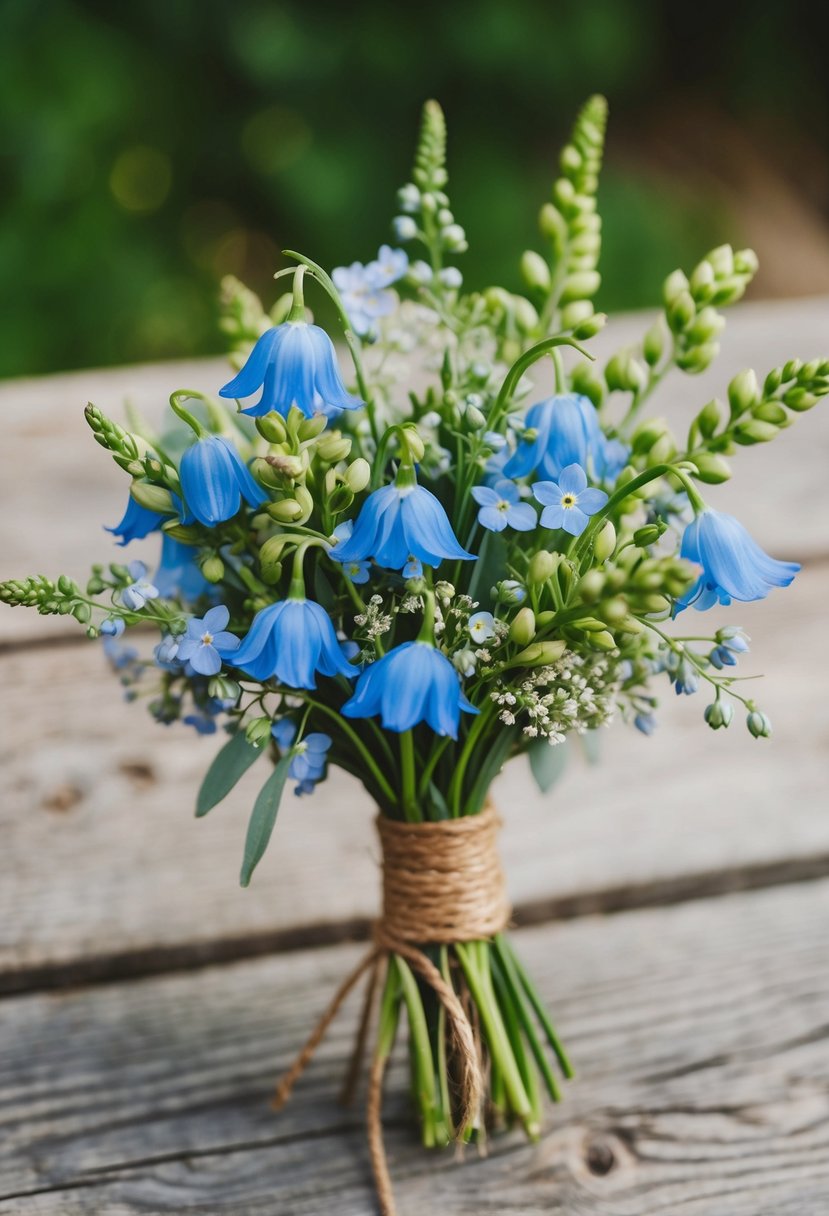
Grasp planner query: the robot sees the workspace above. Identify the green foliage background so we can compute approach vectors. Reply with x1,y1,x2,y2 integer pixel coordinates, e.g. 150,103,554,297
1,0,824,378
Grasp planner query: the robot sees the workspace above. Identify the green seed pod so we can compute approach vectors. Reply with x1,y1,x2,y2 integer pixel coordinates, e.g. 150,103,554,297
509,607,536,646
130,482,174,513
727,369,759,417
345,458,371,493
520,250,551,292
593,521,616,562
691,453,732,484
528,550,556,584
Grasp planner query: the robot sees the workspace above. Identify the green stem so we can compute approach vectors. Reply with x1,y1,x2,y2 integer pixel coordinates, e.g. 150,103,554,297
395,956,439,1147
399,730,420,822
448,701,494,816
502,937,574,1079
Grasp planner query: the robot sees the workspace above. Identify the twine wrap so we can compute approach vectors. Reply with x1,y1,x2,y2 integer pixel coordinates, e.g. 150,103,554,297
271,805,510,1216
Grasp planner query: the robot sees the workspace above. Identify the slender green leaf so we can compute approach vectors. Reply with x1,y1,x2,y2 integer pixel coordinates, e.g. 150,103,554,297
529,737,568,794
578,729,602,766
239,753,292,887
195,731,263,818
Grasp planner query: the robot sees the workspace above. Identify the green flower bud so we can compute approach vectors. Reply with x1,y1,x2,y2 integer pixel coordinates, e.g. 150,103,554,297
599,595,628,624
316,433,352,463
643,320,665,367
733,420,778,445
746,709,772,739
130,482,174,513
689,259,715,299
161,521,201,543
250,458,282,489
520,250,551,292
631,417,670,455
691,453,732,484
578,569,605,603
573,312,607,341
538,202,568,247
593,521,616,562
782,387,818,412
727,369,759,417
707,244,734,277
675,343,719,373
605,352,647,393
667,291,696,333
294,485,314,523
528,550,556,584
704,700,733,730
464,404,487,430
632,522,666,547
763,367,783,397
752,402,787,426
72,602,91,624
560,299,594,328
265,451,306,479
559,271,601,304
510,607,536,646
328,484,355,514
696,398,722,439
662,268,690,306
294,414,327,442
245,717,273,748
640,593,670,614
512,640,567,666
267,498,304,523
255,414,287,443
685,307,726,345
733,247,758,275
200,555,225,583
402,427,425,463
345,458,371,493
589,630,617,651
512,296,539,332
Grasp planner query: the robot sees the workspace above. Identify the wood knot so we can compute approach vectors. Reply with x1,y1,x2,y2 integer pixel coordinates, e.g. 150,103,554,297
585,1136,617,1176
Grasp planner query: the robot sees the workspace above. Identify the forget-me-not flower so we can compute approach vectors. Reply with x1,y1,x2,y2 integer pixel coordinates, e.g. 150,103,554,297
121,561,160,610
271,718,298,752
179,435,267,527
342,641,478,738
231,599,357,689
674,509,799,612
176,605,240,677
468,611,496,644
289,732,332,792
220,322,363,418
107,496,166,546
533,464,608,536
471,479,537,533
331,471,475,573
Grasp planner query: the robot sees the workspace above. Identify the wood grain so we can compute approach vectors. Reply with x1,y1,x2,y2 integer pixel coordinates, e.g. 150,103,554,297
1,879,828,1214
1,296,828,645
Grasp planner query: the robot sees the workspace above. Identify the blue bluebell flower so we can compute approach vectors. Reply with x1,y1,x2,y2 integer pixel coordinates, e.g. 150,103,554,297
183,710,219,735
634,712,657,735
674,510,800,612
710,626,750,669
594,437,630,482
331,522,371,584
176,606,240,677
153,536,213,603
342,641,478,738
106,496,166,546
503,394,606,480
471,479,537,533
533,464,608,536
121,561,160,610
468,611,496,644
179,435,267,527
219,323,363,418
331,474,475,572
231,599,357,689
100,617,125,637
271,718,298,751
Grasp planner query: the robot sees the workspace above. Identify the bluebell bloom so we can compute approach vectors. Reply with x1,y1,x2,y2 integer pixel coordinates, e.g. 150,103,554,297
179,435,267,527
471,479,537,533
342,641,478,738
219,323,363,419
594,436,631,483
331,522,371,584
176,606,240,677
503,394,606,480
153,536,213,603
674,510,800,612
121,561,160,611
231,599,357,689
106,496,166,546
331,475,475,572
533,464,608,536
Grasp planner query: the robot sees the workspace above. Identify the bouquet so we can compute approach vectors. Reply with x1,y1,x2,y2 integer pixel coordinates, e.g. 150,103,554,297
3,96,827,1213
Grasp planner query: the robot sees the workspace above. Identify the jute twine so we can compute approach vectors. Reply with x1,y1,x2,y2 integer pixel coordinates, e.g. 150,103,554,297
271,803,510,1216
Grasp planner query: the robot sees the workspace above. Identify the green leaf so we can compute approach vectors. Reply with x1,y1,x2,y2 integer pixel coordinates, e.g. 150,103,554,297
239,753,293,887
195,731,263,818
529,737,568,793
577,729,602,767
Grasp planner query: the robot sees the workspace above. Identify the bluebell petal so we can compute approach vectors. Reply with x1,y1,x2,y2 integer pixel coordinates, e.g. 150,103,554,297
233,603,282,673
503,437,544,479
275,601,318,689
307,324,363,411
400,486,475,563
306,600,357,678
219,328,280,400
217,438,267,509
180,438,239,526
332,485,397,563
106,498,165,545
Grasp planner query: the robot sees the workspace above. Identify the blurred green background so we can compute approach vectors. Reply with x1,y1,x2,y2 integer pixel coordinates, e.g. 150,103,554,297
2,0,827,379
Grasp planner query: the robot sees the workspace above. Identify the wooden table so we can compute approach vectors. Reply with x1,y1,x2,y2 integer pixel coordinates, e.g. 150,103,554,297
2,297,828,1214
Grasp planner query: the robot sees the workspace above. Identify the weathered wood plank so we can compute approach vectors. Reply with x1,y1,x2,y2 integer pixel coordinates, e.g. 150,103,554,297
1,563,826,987
1,297,828,644
1,880,828,1213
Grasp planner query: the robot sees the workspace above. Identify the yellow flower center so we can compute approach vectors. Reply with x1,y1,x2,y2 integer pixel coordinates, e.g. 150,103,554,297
201,631,214,645
561,494,576,508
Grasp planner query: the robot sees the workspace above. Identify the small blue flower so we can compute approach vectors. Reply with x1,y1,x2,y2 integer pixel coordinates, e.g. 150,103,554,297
106,496,165,546
153,536,213,603
219,322,364,418
154,633,181,670
231,599,357,689
471,479,537,533
634,712,657,735
289,732,332,783
332,262,397,337
331,522,371,583
484,430,507,452
179,435,267,528
183,710,219,735
496,580,526,605
176,606,240,677
271,718,298,751
331,475,475,572
403,556,423,579
100,617,125,637
503,394,606,480
533,464,608,536
675,510,800,612
342,641,478,738
102,637,141,672
121,561,160,610
594,437,630,482
468,611,496,644
365,245,408,289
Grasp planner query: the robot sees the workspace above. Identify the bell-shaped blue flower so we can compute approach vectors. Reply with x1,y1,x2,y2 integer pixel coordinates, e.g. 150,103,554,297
504,393,614,481
230,598,357,689
179,435,267,527
342,641,478,738
218,322,363,419
675,509,799,612
106,496,165,546
153,536,213,603
331,472,475,572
